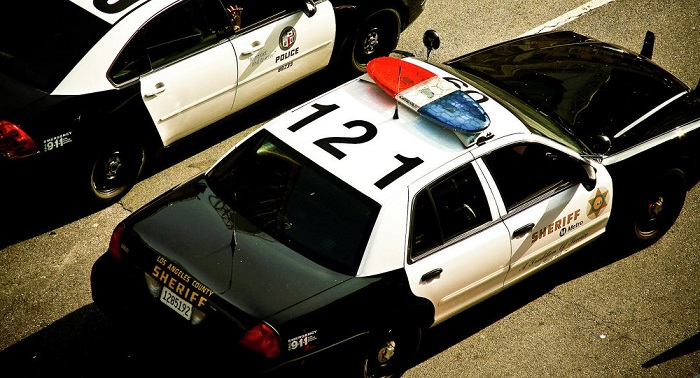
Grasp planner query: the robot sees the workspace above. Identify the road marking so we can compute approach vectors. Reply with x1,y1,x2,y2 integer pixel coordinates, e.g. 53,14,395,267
519,0,616,37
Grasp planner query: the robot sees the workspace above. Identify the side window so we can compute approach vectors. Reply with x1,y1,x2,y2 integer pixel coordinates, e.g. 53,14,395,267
410,163,492,260
110,0,229,84
109,33,149,84
482,143,577,211
221,1,291,30
143,0,225,69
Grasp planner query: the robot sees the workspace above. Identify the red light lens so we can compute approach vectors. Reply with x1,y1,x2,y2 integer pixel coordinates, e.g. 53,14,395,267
239,323,281,358
0,120,38,158
108,223,126,263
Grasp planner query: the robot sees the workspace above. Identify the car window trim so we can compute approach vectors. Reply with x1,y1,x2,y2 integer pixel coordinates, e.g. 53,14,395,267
408,218,505,264
499,180,579,220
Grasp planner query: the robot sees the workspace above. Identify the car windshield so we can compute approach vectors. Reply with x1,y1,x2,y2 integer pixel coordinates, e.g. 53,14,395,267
0,0,111,92
206,130,380,275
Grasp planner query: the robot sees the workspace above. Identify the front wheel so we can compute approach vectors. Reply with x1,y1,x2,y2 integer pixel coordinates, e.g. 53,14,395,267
361,325,421,378
629,168,687,246
87,141,146,204
344,10,401,73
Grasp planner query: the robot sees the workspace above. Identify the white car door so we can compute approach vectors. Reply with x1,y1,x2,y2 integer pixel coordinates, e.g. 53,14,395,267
475,139,612,286
228,0,335,112
405,159,512,325
139,0,238,146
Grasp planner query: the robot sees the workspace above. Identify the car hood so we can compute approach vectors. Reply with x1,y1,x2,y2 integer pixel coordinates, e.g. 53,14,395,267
128,175,352,319
445,31,688,148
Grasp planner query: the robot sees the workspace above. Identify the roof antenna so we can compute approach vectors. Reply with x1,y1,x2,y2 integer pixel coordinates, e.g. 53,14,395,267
393,65,402,119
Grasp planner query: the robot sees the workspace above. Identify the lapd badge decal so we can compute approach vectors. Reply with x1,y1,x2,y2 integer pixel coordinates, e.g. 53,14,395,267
279,27,296,50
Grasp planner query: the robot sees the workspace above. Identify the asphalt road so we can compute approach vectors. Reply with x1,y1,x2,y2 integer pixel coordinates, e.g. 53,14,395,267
1,0,699,377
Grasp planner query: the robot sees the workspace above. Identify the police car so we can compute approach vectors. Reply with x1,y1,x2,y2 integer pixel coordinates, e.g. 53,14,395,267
0,0,425,204
90,30,699,376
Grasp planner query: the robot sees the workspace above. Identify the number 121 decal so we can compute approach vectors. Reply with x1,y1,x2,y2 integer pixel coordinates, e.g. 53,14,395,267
287,103,424,190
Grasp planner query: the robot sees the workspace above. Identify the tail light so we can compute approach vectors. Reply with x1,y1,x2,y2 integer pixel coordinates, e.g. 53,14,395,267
239,322,281,358
108,223,126,263
0,120,38,158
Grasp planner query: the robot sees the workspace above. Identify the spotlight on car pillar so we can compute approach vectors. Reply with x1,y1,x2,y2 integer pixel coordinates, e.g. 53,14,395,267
422,29,440,60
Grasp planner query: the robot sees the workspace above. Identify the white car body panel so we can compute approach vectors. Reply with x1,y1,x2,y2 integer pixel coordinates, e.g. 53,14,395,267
56,0,335,148
230,1,336,113
404,156,512,324
141,42,238,146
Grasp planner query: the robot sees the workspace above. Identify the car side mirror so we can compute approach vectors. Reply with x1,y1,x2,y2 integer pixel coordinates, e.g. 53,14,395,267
588,134,611,155
580,163,597,191
302,0,317,17
422,30,440,60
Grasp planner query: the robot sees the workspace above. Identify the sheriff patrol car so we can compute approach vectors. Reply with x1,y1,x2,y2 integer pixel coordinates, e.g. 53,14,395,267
91,33,622,376
0,0,425,204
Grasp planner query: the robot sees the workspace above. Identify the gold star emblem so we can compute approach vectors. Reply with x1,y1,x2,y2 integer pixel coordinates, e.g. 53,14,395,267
588,188,609,217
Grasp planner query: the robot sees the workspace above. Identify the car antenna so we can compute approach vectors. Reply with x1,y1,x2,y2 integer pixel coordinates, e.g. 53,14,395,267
394,65,402,119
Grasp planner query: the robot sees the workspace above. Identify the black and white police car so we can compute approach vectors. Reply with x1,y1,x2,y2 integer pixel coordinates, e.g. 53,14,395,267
0,0,425,204
90,30,699,376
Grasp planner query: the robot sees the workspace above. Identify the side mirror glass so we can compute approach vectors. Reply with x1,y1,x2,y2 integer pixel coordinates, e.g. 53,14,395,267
588,134,611,155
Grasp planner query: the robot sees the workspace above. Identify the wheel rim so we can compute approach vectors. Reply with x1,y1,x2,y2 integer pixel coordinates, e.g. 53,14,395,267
635,195,665,238
633,172,686,241
364,327,420,378
362,29,381,56
351,12,400,71
91,146,145,200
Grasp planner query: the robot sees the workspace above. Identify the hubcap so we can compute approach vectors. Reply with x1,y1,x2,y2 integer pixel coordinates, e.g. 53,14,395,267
376,340,395,364
104,153,122,180
647,196,664,220
363,30,380,55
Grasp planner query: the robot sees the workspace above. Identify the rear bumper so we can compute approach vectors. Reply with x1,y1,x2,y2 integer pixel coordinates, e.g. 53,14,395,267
89,252,366,376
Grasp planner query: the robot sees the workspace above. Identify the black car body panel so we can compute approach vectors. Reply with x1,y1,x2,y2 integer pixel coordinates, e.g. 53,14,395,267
125,174,355,319
444,30,700,154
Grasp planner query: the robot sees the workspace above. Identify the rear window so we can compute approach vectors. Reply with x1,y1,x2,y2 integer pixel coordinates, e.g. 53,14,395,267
206,130,380,275
0,0,110,91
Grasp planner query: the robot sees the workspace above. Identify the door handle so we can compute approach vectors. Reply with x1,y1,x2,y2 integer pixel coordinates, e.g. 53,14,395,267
241,41,263,55
421,268,443,282
144,82,166,97
512,223,535,238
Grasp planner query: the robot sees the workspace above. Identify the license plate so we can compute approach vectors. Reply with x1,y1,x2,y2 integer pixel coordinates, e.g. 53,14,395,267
160,286,192,321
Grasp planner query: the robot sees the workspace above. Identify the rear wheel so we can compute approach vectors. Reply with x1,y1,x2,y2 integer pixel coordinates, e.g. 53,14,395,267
87,141,146,204
345,9,401,73
629,168,686,246
361,324,421,378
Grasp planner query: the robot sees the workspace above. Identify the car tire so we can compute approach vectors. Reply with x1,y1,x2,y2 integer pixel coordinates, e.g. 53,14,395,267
87,140,146,204
345,9,401,73
361,324,422,378
629,168,687,246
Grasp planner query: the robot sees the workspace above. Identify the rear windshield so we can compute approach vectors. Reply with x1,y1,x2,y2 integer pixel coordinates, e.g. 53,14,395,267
206,130,381,275
0,1,110,91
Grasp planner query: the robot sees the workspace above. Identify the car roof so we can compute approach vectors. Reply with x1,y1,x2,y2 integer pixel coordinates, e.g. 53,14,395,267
262,57,531,205
70,0,152,25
